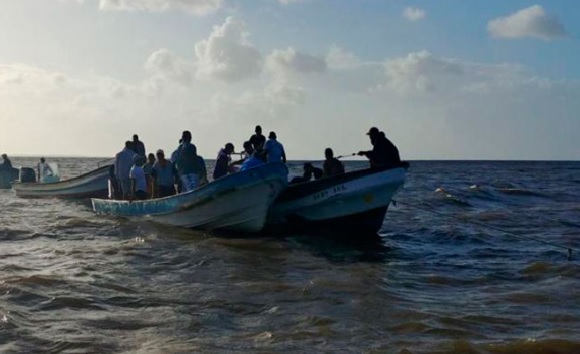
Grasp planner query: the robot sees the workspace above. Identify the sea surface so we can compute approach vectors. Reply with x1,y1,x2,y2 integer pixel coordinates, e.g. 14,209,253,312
1,157,579,354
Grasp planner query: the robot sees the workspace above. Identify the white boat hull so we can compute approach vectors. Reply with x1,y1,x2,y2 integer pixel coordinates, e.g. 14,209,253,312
92,163,288,233
12,165,110,199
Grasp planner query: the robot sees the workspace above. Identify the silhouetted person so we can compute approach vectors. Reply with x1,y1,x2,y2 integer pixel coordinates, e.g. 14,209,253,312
264,131,286,163
213,143,235,180
232,141,254,166
115,141,137,199
151,149,177,198
133,134,146,157
358,127,401,168
249,125,266,151
129,155,148,200
0,154,12,170
323,148,345,177
175,130,202,192
37,157,54,182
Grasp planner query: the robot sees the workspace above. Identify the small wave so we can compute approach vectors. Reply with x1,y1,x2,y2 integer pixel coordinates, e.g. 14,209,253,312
496,188,544,197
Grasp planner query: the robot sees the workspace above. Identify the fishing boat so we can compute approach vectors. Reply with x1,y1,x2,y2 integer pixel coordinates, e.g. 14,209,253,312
91,163,288,233
0,167,19,189
12,165,111,199
267,164,408,235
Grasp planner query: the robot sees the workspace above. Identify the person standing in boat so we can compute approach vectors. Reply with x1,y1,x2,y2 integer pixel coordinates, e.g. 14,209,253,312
129,155,148,200
144,153,156,196
263,131,286,164
115,141,137,200
151,149,177,198
357,127,401,168
0,154,12,170
323,148,345,177
213,143,235,180
175,130,202,193
249,125,266,152
37,157,54,183
132,134,146,157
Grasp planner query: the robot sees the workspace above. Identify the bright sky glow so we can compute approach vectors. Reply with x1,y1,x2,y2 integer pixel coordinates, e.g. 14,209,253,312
0,0,578,160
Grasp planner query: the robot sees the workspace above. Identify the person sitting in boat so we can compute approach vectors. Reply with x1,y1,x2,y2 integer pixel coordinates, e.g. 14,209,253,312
197,155,208,186
323,148,345,178
290,163,323,184
37,157,54,182
263,131,286,164
240,152,266,171
129,155,149,200
249,125,266,152
231,141,254,166
175,130,203,193
213,143,235,180
115,141,137,200
151,149,177,198
0,154,12,170
357,127,401,169
132,134,146,157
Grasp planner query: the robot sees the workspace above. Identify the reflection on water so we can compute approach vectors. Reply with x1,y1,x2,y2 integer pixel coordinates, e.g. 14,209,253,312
1,158,579,353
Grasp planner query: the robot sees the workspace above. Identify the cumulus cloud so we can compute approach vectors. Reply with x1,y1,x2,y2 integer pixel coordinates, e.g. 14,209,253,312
487,5,567,40
99,0,222,15
266,47,326,76
403,7,426,22
145,48,194,88
195,16,262,82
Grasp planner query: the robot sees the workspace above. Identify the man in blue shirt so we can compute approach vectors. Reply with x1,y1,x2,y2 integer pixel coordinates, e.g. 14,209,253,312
263,131,286,164
115,141,137,200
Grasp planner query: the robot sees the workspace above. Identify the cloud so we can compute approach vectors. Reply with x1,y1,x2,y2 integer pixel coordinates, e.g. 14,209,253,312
403,7,426,22
487,5,567,40
145,48,194,88
326,46,360,69
98,0,223,15
278,0,311,4
194,16,263,82
266,47,326,76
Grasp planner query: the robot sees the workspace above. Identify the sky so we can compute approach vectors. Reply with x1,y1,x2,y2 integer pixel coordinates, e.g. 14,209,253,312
0,0,579,160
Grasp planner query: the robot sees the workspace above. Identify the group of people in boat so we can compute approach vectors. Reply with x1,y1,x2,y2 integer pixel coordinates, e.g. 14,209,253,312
0,154,56,183
108,125,401,201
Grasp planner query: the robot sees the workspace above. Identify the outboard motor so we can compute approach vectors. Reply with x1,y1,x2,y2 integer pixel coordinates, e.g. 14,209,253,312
19,167,36,183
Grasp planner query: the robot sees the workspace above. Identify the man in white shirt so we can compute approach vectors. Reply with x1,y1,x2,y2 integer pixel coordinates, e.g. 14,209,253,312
129,155,148,200
115,141,137,200
37,157,54,183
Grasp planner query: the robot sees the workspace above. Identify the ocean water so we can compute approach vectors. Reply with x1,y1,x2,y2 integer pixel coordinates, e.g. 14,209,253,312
1,157,579,353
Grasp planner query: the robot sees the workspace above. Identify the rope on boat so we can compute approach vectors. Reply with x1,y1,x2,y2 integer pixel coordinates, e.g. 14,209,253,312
391,199,578,261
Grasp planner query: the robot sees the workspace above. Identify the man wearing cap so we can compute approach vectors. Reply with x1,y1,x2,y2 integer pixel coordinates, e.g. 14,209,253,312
263,131,286,164
151,149,177,198
358,127,401,168
115,141,138,200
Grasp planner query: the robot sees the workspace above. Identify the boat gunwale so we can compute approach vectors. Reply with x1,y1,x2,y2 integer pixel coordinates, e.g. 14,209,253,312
92,162,289,217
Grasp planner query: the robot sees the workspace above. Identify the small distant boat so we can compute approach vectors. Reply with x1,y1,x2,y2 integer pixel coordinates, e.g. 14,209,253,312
91,163,288,233
0,167,19,189
267,164,408,235
12,165,111,199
